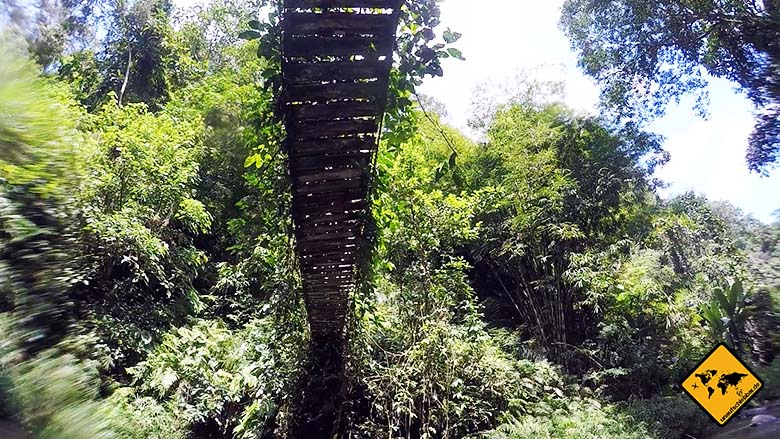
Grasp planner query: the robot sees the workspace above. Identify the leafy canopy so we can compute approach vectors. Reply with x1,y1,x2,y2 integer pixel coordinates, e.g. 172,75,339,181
561,0,780,173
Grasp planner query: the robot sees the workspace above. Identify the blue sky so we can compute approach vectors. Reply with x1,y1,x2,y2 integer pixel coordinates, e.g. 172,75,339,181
174,0,780,222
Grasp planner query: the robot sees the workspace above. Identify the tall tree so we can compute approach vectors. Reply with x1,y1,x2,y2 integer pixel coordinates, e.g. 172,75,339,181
561,0,780,173
99,0,176,109
0,0,100,69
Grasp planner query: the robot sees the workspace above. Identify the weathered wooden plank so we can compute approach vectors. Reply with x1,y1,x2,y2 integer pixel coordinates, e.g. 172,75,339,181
306,265,354,283
298,196,361,210
307,280,354,287
285,61,390,85
302,254,355,264
306,305,349,312
287,81,385,103
303,267,354,276
306,297,348,304
287,99,381,121
291,136,375,155
299,232,357,244
308,305,348,313
304,270,355,279
294,191,367,205
300,241,358,254
292,118,378,140
304,268,354,276
309,318,347,326
305,272,353,280
299,244,357,254
309,323,347,331
300,222,361,234
301,254,356,264
308,320,347,328
286,12,396,36
303,261,354,270
295,208,365,223
303,263,357,273
309,284,354,292
285,35,391,58
308,280,356,289
304,271,355,280
303,268,354,277
294,178,363,193
301,251,356,261
295,168,364,183
304,287,347,298
301,259,355,269
292,152,371,171
298,213,362,227
306,299,348,306
284,0,402,9
299,227,361,240
305,292,350,299
298,222,363,236
298,239,354,251
296,213,363,227
294,202,366,216
301,262,354,271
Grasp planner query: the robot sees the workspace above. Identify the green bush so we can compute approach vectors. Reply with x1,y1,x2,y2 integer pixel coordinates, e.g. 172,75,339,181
621,396,709,439
129,318,301,439
757,360,780,401
477,398,652,439
106,388,187,439
357,316,566,439
2,315,186,439
0,348,114,439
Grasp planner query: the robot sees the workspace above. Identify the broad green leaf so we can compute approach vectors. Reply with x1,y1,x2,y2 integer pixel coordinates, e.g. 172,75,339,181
244,154,263,168
447,48,465,60
239,30,261,40
443,28,462,44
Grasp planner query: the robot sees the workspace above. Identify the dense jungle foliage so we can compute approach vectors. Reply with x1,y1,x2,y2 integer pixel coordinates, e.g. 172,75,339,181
0,0,779,438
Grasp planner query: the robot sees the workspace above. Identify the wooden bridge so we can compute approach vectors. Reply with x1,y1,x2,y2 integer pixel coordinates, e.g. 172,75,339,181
282,0,402,341
280,1,403,434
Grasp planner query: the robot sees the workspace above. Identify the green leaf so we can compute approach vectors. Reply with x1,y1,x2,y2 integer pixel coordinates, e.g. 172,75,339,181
731,279,744,308
248,19,262,30
427,62,444,77
244,154,263,168
447,48,465,60
434,162,446,182
160,368,178,391
239,30,261,40
443,28,462,44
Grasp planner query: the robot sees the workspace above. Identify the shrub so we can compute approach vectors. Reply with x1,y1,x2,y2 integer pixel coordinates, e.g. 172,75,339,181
106,388,187,439
621,396,709,439
357,317,566,439
477,397,652,439
129,318,301,438
0,348,114,439
756,360,780,401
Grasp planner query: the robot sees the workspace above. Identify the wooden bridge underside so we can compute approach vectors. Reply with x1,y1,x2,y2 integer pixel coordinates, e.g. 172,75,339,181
282,0,401,338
